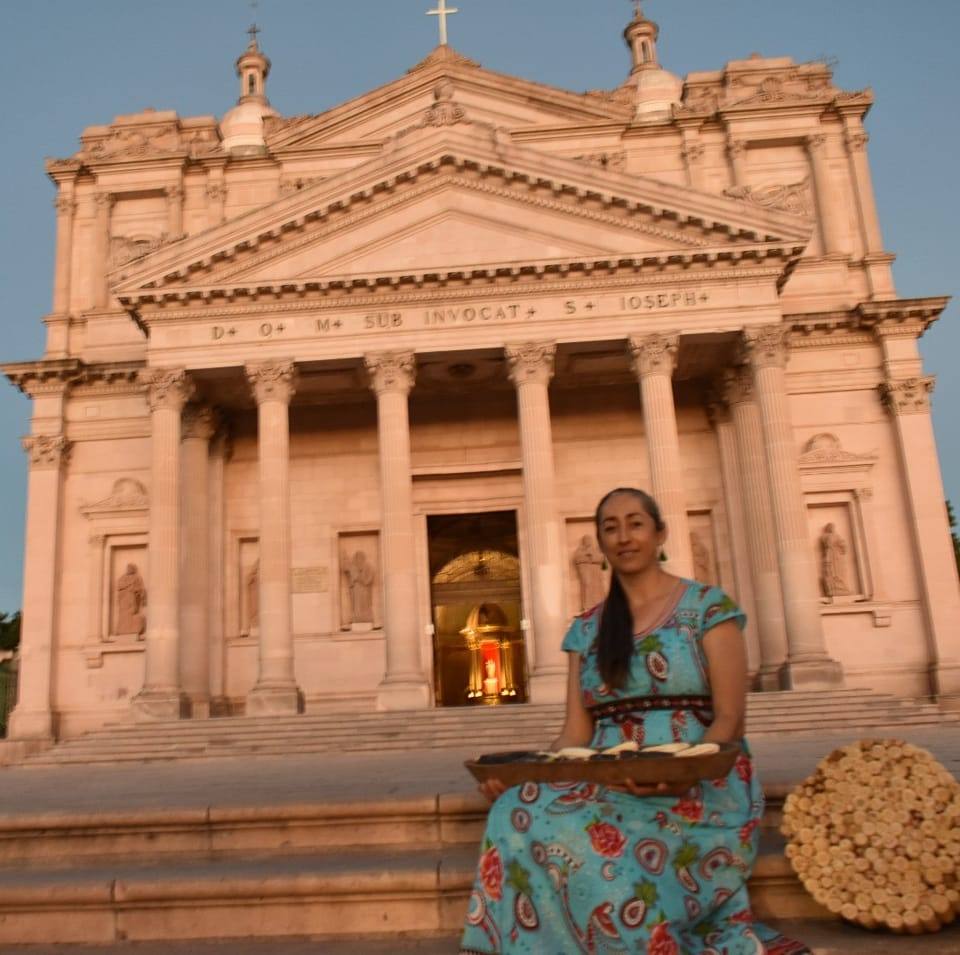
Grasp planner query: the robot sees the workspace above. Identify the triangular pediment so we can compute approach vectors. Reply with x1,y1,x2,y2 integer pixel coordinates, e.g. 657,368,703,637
264,45,635,153
114,124,812,302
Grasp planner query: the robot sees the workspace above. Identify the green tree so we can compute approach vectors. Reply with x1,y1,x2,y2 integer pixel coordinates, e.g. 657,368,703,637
949,501,960,575
0,611,20,653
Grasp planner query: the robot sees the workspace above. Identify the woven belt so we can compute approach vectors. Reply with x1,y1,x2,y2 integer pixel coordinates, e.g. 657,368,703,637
588,695,713,720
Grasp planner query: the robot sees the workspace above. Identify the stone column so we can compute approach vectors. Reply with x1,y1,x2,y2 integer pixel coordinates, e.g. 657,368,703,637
506,342,567,703
680,134,706,191
877,369,960,698
6,434,70,740
179,404,217,719
743,326,842,688
722,366,790,689
365,352,430,710
93,191,114,309
133,368,194,720
166,184,184,240
207,427,230,715
842,122,884,254
628,334,693,577
245,360,302,715
206,176,226,227
806,134,848,256
52,188,76,316
726,138,748,187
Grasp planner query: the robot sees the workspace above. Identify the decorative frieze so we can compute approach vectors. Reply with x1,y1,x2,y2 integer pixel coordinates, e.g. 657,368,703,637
724,178,813,217
742,325,791,369
628,333,678,379
878,376,935,416
505,342,556,387
22,434,70,469
365,351,416,395
245,360,297,404
143,367,194,412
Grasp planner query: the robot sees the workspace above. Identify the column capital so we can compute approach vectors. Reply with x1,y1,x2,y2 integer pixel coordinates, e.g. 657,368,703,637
505,342,556,387
845,131,869,153
245,359,298,405
165,184,185,200
143,367,195,413
93,191,115,211
365,351,416,396
704,392,731,427
628,333,678,379
53,195,77,216
21,434,70,470
878,376,935,416
182,403,219,440
205,182,227,201
720,365,754,405
742,325,791,370
681,141,705,164
726,138,748,158
806,133,829,154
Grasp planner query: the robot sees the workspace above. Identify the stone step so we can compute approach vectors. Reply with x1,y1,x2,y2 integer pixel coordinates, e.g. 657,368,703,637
0,833,822,947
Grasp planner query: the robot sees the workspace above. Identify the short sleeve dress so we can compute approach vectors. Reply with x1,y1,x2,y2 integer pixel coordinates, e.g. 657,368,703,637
460,580,808,954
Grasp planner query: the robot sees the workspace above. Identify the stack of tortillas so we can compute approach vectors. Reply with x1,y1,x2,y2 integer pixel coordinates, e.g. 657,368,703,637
781,739,960,934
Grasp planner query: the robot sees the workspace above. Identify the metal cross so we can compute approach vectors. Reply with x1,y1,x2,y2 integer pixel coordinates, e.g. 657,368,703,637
427,0,459,46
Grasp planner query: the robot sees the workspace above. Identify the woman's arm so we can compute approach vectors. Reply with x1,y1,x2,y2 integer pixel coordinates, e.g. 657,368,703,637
549,653,595,750
701,618,748,743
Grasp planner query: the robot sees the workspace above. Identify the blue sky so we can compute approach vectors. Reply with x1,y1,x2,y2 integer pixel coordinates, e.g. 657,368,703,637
1,0,957,611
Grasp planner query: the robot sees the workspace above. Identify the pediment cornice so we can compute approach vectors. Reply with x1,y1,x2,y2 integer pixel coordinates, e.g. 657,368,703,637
113,127,812,306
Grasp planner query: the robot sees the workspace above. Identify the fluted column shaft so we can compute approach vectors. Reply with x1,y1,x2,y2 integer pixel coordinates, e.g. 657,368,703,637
842,120,884,254
166,185,184,240
629,335,692,577
877,353,960,697
506,343,566,702
52,188,76,315
366,352,430,710
7,429,70,740
806,134,848,256
179,405,217,718
246,360,301,715
93,192,113,309
723,367,789,688
133,369,194,720
744,327,842,688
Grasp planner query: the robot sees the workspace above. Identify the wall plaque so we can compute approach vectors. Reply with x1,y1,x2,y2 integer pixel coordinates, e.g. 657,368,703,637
292,567,328,594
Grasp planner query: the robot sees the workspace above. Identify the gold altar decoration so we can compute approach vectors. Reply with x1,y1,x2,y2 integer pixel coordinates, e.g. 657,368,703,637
781,739,960,934
460,602,519,703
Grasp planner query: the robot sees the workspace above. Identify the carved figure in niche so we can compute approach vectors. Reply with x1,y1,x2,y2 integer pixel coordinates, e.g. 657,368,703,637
114,563,147,638
244,560,259,634
483,658,499,697
344,550,375,627
818,523,851,599
690,531,713,585
572,535,605,611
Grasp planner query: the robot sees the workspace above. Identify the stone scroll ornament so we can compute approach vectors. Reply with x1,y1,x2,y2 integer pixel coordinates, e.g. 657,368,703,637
781,740,960,933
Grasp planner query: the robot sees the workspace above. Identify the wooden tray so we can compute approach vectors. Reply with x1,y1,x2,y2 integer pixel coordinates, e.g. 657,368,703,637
465,744,740,787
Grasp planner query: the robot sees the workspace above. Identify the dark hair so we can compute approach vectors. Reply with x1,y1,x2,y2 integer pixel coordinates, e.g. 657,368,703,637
594,488,666,689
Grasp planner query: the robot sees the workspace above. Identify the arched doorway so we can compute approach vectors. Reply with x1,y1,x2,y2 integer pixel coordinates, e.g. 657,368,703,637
427,511,528,707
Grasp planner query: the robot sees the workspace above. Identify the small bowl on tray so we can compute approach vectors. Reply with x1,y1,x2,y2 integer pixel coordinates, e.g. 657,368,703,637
465,742,741,787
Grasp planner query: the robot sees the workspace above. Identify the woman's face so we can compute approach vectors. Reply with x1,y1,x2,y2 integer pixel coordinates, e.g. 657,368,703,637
596,493,666,576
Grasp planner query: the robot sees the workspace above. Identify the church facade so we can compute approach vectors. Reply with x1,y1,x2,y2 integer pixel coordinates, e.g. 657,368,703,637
5,7,959,740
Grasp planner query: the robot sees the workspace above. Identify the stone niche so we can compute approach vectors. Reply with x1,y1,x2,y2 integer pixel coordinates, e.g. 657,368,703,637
565,518,609,618
337,531,382,632
236,536,259,638
807,499,867,601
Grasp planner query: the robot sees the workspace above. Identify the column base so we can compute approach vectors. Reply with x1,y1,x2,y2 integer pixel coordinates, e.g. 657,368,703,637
376,678,431,712
931,661,960,698
752,665,789,692
528,669,566,705
187,697,211,720
131,689,187,722
780,656,844,691
246,682,303,717
5,706,55,742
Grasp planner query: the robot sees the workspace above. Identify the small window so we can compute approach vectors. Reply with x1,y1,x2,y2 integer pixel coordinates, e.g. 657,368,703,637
248,74,256,95
641,41,651,63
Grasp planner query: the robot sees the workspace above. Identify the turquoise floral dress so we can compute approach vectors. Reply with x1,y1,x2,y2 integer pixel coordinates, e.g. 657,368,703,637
460,581,808,954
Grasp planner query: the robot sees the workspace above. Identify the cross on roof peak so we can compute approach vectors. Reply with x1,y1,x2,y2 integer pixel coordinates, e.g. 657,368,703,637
427,0,460,47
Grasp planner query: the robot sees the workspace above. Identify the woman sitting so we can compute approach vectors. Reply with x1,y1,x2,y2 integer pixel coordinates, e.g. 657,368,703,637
460,487,808,954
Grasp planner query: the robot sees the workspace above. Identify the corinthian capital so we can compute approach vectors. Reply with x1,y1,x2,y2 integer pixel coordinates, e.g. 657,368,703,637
878,376,935,416
806,133,828,155
143,368,195,413
845,131,869,153
181,403,219,440
742,325,791,370
53,194,76,216
720,365,754,406
22,434,70,469
94,191,115,211
245,360,297,405
628,334,678,379
365,351,416,396
505,342,556,387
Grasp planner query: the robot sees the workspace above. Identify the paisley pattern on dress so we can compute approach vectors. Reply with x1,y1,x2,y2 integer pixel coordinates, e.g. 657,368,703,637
460,580,809,954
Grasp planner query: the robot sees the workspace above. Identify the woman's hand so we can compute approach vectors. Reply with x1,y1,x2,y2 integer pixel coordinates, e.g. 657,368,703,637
479,778,508,803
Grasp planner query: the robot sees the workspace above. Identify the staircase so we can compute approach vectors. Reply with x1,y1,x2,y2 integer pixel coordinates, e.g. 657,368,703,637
21,689,958,766
0,784,816,948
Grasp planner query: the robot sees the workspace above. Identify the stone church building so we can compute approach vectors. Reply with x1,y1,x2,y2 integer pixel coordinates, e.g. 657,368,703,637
4,6,958,741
